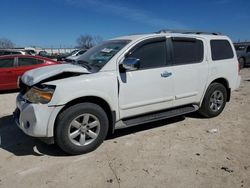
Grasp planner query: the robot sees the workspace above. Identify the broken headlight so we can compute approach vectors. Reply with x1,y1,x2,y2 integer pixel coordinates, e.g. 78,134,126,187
23,85,55,104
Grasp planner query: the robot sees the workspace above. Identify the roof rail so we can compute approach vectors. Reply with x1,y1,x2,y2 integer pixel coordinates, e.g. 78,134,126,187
156,29,222,35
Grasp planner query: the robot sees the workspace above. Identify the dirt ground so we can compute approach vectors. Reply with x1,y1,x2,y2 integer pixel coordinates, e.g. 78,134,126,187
0,69,249,188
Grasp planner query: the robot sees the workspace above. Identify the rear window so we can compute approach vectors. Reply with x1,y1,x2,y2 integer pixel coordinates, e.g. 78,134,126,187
172,38,204,65
0,58,14,68
211,40,234,61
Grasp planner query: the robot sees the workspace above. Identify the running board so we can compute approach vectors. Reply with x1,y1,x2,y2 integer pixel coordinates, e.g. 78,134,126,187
115,105,198,129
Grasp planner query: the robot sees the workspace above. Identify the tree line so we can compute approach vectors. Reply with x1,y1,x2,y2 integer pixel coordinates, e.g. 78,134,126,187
0,34,103,49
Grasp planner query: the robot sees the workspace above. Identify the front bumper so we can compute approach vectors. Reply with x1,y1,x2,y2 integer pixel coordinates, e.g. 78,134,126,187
14,94,64,137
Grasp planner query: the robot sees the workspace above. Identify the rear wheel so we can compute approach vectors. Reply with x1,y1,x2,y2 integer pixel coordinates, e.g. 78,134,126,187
55,103,109,155
199,83,227,118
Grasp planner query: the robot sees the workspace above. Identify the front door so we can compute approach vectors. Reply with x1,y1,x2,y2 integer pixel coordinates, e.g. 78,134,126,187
118,37,174,119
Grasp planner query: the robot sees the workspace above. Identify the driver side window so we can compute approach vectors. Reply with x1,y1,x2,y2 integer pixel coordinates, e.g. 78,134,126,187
128,40,167,69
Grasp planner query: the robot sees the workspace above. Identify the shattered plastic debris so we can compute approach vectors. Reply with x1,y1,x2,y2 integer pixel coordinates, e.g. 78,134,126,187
206,128,218,133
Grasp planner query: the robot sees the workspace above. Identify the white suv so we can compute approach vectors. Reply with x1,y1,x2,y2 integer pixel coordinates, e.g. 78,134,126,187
14,30,241,154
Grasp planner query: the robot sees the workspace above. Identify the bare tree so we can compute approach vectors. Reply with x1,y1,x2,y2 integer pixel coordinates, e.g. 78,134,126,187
76,34,103,49
0,38,15,49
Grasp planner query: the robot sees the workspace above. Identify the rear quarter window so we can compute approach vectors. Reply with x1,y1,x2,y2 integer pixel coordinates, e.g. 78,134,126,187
210,40,234,61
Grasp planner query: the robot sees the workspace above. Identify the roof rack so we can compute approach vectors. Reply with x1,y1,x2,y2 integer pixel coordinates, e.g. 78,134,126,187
156,29,222,35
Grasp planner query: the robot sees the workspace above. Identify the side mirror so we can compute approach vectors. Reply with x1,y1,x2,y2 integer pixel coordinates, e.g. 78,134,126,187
122,57,140,71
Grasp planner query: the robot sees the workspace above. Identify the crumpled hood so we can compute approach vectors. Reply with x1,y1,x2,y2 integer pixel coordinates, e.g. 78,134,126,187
21,64,90,86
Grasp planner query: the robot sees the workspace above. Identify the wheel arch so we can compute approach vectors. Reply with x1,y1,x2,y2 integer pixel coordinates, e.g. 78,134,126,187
239,56,246,68
209,78,231,102
239,56,246,62
54,96,116,137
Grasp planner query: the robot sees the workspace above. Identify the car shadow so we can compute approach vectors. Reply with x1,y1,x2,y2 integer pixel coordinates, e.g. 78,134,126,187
185,112,207,119
0,89,19,94
107,116,185,139
0,115,66,157
0,114,186,157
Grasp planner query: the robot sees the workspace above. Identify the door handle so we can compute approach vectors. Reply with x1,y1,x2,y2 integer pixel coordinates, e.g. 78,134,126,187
161,71,172,78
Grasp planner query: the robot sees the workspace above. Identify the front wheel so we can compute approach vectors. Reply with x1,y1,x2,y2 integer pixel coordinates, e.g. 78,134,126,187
199,83,227,118
55,103,109,155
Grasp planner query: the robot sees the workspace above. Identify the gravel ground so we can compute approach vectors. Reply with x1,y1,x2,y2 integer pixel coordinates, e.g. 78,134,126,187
0,69,249,188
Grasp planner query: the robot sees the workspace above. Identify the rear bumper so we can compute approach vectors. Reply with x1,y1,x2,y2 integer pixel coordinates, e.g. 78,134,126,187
236,75,241,89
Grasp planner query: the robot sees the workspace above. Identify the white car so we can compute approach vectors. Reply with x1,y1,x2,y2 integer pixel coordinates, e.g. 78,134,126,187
0,49,27,55
64,49,87,63
14,30,241,154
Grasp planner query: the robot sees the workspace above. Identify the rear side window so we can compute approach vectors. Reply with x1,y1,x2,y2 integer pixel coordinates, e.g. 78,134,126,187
128,40,167,69
0,58,14,68
172,38,204,65
2,51,11,55
210,40,234,60
11,51,22,55
18,58,43,66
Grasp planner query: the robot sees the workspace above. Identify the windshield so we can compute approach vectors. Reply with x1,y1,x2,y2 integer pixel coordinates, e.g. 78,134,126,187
75,40,130,72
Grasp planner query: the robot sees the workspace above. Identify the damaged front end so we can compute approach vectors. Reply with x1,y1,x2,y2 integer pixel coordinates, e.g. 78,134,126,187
14,63,91,138
19,64,90,102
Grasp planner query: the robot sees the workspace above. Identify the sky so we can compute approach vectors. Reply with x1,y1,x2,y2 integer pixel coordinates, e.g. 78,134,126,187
0,0,250,47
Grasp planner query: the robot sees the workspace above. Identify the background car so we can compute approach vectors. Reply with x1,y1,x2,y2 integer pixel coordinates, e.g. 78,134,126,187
0,55,60,90
56,49,80,61
64,49,87,63
24,49,36,55
0,49,27,56
38,50,50,57
234,44,250,68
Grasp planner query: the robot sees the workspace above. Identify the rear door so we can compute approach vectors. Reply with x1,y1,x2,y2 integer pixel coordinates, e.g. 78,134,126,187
15,57,44,80
169,37,208,107
0,57,16,90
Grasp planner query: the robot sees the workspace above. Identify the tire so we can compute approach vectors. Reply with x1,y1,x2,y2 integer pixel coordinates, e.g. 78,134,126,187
55,103,109,155
199,83,227,118
239,57,245,69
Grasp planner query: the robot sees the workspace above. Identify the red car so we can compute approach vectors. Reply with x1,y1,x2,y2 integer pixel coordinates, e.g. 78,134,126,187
0,55,60,90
